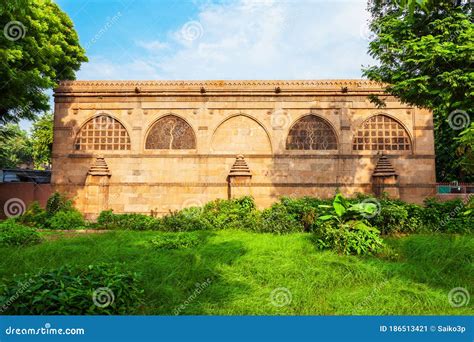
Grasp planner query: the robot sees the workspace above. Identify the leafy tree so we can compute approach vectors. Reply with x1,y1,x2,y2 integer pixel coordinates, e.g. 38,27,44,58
0,0,87,125
457,123,474,176
0,124,33,169
31,113,53,169
364,0,473,182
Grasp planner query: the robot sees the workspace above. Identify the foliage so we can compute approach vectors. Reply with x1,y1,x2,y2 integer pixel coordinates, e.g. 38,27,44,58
364,0,473,181
97,210,159,231
201,196,257,231
0,219,41,246
314,221,384,256
313,194,385,255
46,192,74,217
160,208,212,232
0,124,32,168
47,210,85,230
369,203,409,235
16,201,48,228
317,193,378,224
456,123,474,176
150,232,202,250
259,203,304,234
31,112,53,169
0,0,87,125
0,263,143,315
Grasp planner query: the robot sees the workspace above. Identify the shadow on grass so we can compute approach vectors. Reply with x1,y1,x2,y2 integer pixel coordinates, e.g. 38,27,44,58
112,231,250,314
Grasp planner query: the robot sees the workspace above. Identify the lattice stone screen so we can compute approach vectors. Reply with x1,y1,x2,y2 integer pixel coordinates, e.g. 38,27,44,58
145,115,196,149
352,115,411,151
286,115,338,150
74,115,131,151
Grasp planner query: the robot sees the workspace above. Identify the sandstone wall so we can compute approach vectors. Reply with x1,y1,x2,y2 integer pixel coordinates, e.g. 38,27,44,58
52,80,436,218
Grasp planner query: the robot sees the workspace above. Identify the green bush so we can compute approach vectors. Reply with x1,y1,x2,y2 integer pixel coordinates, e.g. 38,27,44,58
150,232,202,249
160,208,212,232
369,203,408,235
314,221,384,255
259,203,304,234
97,210,160,231
201,196,257,230
0,220,42,247
16,202,48,229
46,192,74,216
48,210,86,230
0,263,143,315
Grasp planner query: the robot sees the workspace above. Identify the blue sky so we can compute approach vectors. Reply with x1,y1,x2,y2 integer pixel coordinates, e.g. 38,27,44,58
55,0,374,80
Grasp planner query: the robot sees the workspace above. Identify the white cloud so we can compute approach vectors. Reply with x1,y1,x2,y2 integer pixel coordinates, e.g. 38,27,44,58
78,0,373,80
136,40,169,53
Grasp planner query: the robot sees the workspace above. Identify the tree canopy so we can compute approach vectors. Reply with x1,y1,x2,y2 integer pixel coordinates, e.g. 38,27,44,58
364,0,473,182
0,0,87,125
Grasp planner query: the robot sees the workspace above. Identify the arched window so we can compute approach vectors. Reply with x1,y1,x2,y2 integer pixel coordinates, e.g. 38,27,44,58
74,115,131,151
286,115,337,150
145,115,196,149
352,114,411,151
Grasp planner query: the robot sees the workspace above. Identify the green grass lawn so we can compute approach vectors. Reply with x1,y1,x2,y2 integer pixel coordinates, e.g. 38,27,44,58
0,230,472,315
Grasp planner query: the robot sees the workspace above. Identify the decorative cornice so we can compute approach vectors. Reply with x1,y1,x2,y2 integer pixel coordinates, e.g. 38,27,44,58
228,155,252,178
55,79,385,95
88,156,111,176
372,155,398,178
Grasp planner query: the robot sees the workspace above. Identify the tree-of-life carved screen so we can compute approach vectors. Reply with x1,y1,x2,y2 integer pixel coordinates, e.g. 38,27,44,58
353,115,411,151
74,115,131,151
145,115,196,149
286,115,338,150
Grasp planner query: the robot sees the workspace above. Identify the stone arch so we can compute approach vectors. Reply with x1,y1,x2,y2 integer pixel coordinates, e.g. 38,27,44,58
145,114,196,149
211,114,272,154
286,114,338,150
74,113,131,151
352,114,412,152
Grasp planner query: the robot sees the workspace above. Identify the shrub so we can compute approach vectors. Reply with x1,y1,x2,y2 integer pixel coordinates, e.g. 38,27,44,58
278,196,329,231
201,196,257,230
0,220,42,247
160,208,212,232
313,193,384,255
46,192,74,216
150,232,201,249
314,221,384,255
0,263,143,315
16,201,48,229
258,203,304,234
97,210,160,231
369,203,408,235
48,210,86,230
